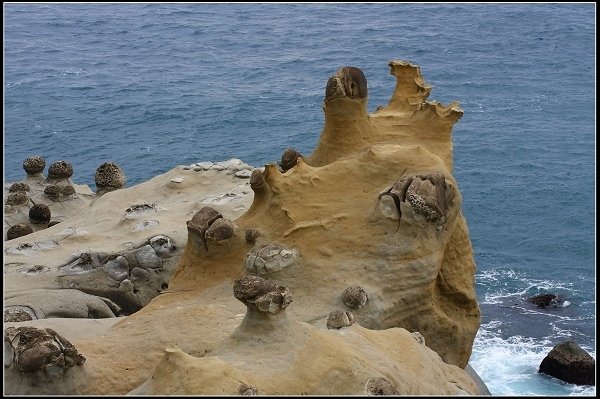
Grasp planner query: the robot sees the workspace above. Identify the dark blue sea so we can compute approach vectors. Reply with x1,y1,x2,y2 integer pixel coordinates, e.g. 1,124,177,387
3,3,596,395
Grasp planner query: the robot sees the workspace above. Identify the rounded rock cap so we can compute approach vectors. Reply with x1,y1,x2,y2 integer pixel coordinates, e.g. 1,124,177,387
326,309,354,329
245,228,260,243
233,275,293,314
6,224,34,240
29,204,51,224
23,156,46,175
95,162,126,190
8,182,30,193
279,148,302,172
6,192,29,206
47,160,73,179
342,285,368,309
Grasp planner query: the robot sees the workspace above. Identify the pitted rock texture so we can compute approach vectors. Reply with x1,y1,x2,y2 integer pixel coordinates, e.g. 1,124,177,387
95,162,126,193
4,158,96,240
342,286,368,309
9,182,30,193
44,185,76,201
6,224,34,240
4,326,85,375
6,192,29,206
23,156,46,175
29,204,51,224
4,307,36,322
47,160,73,180
378,173,449,228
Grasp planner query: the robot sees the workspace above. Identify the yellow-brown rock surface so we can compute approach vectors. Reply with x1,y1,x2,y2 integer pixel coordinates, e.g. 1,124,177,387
3,60,482,395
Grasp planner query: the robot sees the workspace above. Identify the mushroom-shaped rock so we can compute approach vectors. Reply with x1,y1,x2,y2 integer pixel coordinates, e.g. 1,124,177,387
245,242,299,275
47,160,73,180
9,182,30,193
342,285,368,309
249,169,266,190
4,326,85,376
23,156,46,175
279,148,302,172
325,66,368,101
539,341,595,385
6,192,29,206
233,275,292,314
186,206,223,239
29,204,51,224
364,377,399,395
95,162,126,194
326,309,354,329
6,224,34,240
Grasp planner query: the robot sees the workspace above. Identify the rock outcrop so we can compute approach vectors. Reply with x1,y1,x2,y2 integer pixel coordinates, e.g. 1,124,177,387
128,275,478,395
4,60,483,395
4,326,87,394
539,341,595,385
527,293,564,309
169,59,478,368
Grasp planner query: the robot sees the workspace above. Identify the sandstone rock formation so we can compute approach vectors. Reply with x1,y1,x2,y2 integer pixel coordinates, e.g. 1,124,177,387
201,60,478,368
4,60,484,395
129,275,478,395
4,159,256,323
539,340,596,385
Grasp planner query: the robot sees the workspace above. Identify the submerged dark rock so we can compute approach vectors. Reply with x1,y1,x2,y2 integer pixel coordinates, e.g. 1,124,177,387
527,293,562,309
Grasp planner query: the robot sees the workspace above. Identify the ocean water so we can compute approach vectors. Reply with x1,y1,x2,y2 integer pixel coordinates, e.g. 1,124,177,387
3,3,596,395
